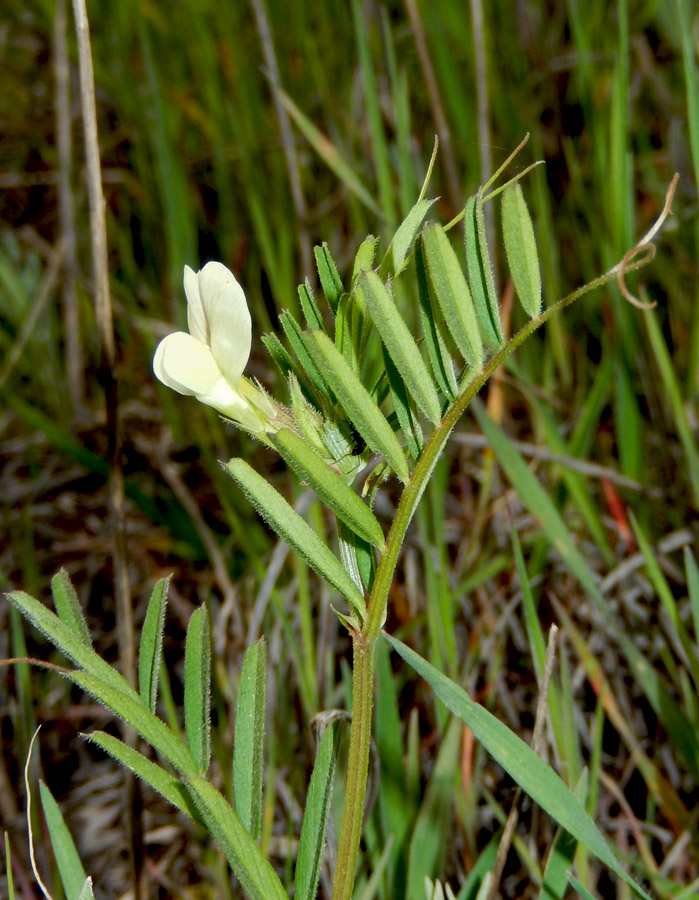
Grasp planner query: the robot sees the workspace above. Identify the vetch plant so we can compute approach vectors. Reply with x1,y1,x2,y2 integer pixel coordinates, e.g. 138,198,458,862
8,144,678,900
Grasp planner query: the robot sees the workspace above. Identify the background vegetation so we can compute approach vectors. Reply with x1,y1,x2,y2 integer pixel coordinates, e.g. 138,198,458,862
0,0,697,897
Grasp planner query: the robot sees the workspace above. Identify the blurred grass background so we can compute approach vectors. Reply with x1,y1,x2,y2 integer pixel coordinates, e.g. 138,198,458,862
0,0,698,897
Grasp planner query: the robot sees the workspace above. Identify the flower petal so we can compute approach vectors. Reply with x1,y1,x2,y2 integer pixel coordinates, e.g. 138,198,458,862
153,331,222,396
153,331,264,431
184,265,207,344
197,262,252,387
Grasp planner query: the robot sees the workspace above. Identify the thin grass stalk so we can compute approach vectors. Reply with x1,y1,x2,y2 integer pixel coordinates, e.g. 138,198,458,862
404,0,461,212
486,626,558,900
250,0,313,279
71,0,139,892
71,0,133,687
468,0,495,257
352,0,397,228
675,0,699,395
54,0,83,412
0,243,65,392
160,460,243,634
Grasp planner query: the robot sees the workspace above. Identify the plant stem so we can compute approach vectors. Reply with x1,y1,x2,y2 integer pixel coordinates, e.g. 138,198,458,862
330,257,647,900
330,633,374,897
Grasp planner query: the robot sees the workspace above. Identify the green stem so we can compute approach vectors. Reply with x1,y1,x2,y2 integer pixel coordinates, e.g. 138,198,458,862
330,258,650,900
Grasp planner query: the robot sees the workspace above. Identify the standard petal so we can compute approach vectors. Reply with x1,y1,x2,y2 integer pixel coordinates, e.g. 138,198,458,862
197,261,252,387
153,331,222,396
184,265,207,343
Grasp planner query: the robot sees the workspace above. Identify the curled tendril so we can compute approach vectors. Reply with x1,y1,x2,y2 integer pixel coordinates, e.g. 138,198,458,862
613,173,679,310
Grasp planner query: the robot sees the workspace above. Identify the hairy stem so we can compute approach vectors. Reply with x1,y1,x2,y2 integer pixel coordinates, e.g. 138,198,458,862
331,256,650,900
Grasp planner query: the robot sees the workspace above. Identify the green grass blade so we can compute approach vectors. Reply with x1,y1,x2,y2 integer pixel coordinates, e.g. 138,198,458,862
358,270,442,423
567,873,598,900
381,7,415,215
271,428,385,549
464,194,503,345
555,599,694,828
455,836,498,900
226,458,367,617
69,670,197,775
422,223,483,370
351,0,396,225
685,547,699,645
676,0,699,188
138,576,170,713
184,605,211,774
186,776,288,900
384,634,652,900
303,330,410,483
374,637,411,870
295,723,338,900
569,354,612,458
136,17,195,295
609,0,633,257
86,731,197,819
233,640,267,841
630,513,699,687
501,183,542,318
470,401,600,601
277,86,382,218
472,401,699,784
355,836,395,900
513,528,565,756
8,590,140,701
613,359,644,482
643,307,699,507
406,716,462,900
50,569,92,649
536,773,586,900
525,390,614,565
39,781,88,900
4,833,15,900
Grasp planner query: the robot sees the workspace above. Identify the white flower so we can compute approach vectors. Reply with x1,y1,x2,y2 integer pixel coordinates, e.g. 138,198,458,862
153,262,276,433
